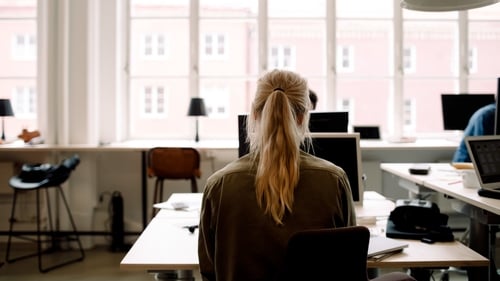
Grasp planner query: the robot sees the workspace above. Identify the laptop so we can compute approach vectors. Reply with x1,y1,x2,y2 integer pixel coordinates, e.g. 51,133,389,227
465,135,500,199
367,236,408,258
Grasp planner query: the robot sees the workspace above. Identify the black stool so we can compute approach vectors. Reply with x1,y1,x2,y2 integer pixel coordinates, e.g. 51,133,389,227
5,154,85,273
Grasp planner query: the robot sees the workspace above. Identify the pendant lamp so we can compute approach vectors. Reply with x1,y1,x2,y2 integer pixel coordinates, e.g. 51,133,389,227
401,0,499,11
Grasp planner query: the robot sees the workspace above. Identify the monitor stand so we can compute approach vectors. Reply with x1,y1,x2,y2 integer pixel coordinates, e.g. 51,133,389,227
478,188,500,199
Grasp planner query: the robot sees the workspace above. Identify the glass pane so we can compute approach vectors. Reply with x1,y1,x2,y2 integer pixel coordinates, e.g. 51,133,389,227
336,20,392,77
0,79,37,138
469,78,499,93
403,78,457,134
129,19,189,76
337,0,392,18
268,0,325,18
200,0,257,18
0,0,37,140
0,20,37,76
130,0,189,17
468,21,500,78
199,77,257,140
268,19,326,76
199,19,258,76
0,0,36,18
403,21,458,77
337,78,391,136
468,2,500,20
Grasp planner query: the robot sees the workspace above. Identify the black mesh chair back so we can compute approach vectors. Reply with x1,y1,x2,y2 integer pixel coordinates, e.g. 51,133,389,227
280,226,416,281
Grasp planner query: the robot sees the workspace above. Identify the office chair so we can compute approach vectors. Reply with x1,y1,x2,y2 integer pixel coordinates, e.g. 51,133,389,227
147,147,201,218
5,154,85,273
280,226,416,281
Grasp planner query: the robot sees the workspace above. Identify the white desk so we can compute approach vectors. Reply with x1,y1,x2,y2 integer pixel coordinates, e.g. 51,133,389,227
381,163,500,281
120,192,488,280
380,163,500,215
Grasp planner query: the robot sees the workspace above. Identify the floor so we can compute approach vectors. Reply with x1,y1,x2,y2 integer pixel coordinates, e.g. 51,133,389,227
0,243,469,281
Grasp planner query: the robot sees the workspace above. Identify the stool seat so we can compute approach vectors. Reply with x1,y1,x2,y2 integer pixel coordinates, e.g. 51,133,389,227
5,154,85,273
9,176,50,190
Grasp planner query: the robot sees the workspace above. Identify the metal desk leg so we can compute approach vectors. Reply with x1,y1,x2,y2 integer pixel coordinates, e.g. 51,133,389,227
468,219,499,281
142,151,148,229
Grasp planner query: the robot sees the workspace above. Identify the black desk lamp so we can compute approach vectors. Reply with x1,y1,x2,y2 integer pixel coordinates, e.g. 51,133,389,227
187,97,207,142
0,99,14,141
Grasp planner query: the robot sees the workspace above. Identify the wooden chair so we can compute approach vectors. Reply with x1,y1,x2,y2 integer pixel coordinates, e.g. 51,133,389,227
5,154,85,273
280,226,416,281
147,147,201,218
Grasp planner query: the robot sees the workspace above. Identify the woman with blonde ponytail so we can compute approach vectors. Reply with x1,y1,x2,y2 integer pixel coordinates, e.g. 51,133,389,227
198,69,356,281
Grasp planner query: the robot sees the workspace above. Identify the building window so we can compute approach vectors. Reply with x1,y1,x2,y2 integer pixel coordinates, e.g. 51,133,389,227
12,86,36,118
403,98,416,132
403,46,416,73
468,47,478,74
337,45,354,73
270,45,296,70
141,33,168,59
141,85,168,117
11,33,36,61
202,33,227,59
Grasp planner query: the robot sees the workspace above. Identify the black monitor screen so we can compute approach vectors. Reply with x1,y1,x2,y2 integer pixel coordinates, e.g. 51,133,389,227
308,112,349,133
441,93,495,131
306,133,363,204
238,112,349,157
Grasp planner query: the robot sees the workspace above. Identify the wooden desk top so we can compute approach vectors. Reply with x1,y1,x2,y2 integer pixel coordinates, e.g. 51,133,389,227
368,239,488,268
120,192,488,271
0,138,457,152
0,139,240,152
381,163,500,216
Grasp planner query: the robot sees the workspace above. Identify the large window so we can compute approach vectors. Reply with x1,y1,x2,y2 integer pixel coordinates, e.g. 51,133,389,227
0,0,37,141
128,0,500,140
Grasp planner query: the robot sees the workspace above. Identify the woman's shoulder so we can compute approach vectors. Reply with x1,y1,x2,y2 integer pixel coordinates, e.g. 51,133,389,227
206,156,254,182
300,151,344,173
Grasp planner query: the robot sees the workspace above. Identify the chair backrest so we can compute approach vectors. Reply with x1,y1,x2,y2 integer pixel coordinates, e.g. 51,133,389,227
147,147,201,179
281,226,370,281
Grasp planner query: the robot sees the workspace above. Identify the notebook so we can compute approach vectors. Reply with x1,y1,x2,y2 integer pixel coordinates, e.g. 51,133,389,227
367,236,408,258
465,135,500,199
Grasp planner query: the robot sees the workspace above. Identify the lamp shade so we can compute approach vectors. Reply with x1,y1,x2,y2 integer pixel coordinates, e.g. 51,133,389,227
401,0,499,11
187,97,207,117
0,99,14,117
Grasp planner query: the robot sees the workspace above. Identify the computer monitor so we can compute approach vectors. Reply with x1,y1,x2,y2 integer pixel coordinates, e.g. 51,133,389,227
308,112,349,133
306,132,364,205
238,112,349,157
353,125,381,139
441,93,495,131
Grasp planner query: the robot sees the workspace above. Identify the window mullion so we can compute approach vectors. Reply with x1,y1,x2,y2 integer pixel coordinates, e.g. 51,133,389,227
190,0,199,98
459,11,468,92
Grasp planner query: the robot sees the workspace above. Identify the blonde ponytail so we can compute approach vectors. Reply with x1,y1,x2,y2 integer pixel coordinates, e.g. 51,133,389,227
247,70,311,225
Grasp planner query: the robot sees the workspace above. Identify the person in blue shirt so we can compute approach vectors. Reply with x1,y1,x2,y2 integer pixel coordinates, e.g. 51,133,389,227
452,103,496,162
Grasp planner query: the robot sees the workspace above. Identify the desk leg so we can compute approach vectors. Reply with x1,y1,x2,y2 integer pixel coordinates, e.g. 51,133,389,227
154,270,194,281
142,151,148,229
468,219,499,281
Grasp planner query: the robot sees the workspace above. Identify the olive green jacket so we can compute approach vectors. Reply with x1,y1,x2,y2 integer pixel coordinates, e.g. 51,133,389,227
198,151,357,281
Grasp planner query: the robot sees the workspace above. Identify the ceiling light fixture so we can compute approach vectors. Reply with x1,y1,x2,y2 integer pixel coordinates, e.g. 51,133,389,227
400,0,499,12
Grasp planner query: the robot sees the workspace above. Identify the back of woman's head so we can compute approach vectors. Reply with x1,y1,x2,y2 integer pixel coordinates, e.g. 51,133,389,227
247,69,311,225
